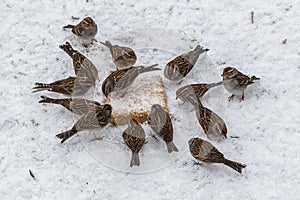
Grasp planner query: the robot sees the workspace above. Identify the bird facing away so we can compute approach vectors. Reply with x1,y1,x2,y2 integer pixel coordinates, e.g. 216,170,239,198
195,99,227,140
122,118,146,167
59,42,98,82
39,96,102,115
32,76,94,97
222,67,260,101
176,81,223,104
164,45,209,82
56,104,112,143
63,17,98,47
147,104,178,153
189,137,246,173
100,40,137,70
102,64,160,97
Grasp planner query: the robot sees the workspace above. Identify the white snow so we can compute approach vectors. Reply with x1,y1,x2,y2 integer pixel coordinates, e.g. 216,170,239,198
1,0,300,199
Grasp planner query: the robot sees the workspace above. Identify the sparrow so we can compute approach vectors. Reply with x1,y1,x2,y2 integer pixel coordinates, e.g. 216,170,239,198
102,64,160,97
56,104,112,143
189,137,246,173
193,98,227,140
221,67,260,101
122,118,146,167
147,104,178,153
39,96,102,115
176,81,223,104
100,40,137,70
63,17,98,47
164,45,209,82
59,42,98,82
32,76,94,97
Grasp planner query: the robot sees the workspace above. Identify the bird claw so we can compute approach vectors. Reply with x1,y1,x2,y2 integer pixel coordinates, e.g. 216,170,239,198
228,95,235,102
193,161,203,166
90,133,104,141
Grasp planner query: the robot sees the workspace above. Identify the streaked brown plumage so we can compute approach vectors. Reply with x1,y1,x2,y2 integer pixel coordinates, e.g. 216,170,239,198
32,76,94,96
176,81,223,104
59,42,98,82
147,104,178,153
193,98,227,140
63,17,98,47
222,67,260,101
56,104,112,143
39,96,102,115
122,118,146,167
102,64,160,97
189,138,246,173
100,40,137,70
164,45,209,81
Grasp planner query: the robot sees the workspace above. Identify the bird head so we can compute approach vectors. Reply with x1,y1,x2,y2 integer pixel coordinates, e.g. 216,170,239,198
221,67,238,79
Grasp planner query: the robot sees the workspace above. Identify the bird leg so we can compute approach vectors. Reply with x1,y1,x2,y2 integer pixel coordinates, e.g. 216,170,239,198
228,94,235,101
239,92,245,102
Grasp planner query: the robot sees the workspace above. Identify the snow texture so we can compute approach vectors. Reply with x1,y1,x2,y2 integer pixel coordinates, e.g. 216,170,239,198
1,0,300,199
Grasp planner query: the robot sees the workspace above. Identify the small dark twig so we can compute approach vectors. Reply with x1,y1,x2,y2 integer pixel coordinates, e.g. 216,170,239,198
251,11,254,24
29,169,36,180
230,136,240,139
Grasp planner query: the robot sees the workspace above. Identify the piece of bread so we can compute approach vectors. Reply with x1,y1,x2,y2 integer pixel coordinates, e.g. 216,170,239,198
105,75,168,125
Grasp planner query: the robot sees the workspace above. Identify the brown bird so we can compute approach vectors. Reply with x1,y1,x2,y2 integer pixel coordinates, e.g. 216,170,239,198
147,104,178,153
122,118,146,167
56,104,112,143
164,45,209,81
39,96,102,115
102,64,160,97
176,81,223,104
59,42,98,82
189,137,246,173
32,76,94,97
100,40,137,70
193,98,227,140
63,17,98,47
222,67,260,101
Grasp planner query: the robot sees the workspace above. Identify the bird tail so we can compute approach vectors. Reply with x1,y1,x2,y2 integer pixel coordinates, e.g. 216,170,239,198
56,129,77,144
32,83,53,93
100,41,113,52
39,96,62,105
139,64,160,74
223,159,246,173
166,141,179,153
208,81,223,88
59,42,77,58
63,24,75,29
193,45,209,54
130,152,140,167
250,76,260,81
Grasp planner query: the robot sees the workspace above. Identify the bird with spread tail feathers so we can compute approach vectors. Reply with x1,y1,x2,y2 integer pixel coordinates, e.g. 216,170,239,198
32,76,94,97
147,104,178,153
59,42,98,82
222,67,260,101
100,40,137,70
164,45,209,82
102,64,160,97
189,137,246,173
39,96,102,115
122,118,146,167
56,104,112,143
63,17,98,47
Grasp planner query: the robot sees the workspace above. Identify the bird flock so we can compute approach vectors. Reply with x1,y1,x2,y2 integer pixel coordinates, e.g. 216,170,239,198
32,17,260,173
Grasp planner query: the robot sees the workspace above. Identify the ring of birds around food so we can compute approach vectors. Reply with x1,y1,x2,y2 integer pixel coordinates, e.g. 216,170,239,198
33,17,260,173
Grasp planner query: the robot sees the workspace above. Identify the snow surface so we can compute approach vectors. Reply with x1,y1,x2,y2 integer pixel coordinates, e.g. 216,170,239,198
1,0,300,199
